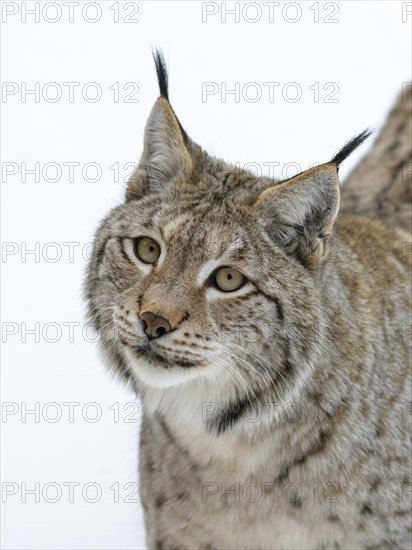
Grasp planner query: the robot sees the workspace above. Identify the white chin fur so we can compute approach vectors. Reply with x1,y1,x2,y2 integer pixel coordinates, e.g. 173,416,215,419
123,347,201,389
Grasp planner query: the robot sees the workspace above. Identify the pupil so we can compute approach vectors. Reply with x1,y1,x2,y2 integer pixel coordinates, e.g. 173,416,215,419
227,273,233,280
149,245,154,252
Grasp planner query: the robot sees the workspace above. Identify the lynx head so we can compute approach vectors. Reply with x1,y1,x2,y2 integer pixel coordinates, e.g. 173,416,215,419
85,51,371,432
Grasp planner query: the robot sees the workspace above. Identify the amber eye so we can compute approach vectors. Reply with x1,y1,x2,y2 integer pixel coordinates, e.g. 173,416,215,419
134,237,161,264
213,267,245,292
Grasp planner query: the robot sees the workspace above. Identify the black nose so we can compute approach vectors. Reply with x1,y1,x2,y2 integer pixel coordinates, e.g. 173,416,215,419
139,311,172,339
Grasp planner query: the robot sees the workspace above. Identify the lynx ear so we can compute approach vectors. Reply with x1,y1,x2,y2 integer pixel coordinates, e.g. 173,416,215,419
126,51,193,201
257,164,340,267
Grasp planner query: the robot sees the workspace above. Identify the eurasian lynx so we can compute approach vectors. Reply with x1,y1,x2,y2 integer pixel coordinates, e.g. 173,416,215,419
85,53,412,549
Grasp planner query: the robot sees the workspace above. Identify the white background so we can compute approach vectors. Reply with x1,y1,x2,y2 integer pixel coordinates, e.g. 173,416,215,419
1,1,411,548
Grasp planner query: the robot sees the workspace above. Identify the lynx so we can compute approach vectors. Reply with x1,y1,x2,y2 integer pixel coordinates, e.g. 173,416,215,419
85,52,412,549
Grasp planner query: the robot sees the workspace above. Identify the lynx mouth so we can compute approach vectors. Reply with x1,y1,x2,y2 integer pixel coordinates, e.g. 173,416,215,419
130,341,201,369
123,340,206,389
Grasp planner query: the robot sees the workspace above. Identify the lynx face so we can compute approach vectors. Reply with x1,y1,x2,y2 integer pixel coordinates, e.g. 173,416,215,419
88,188,320,395
85,53,369,430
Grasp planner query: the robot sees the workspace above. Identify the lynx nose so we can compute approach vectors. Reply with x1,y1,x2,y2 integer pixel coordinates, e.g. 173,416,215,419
139,311,172,339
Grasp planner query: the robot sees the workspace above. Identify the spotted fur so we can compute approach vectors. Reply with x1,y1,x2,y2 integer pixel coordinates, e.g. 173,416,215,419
341,85,412,233
85,53,412,549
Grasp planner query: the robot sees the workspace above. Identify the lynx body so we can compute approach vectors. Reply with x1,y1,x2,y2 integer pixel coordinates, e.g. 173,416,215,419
86,54,412,549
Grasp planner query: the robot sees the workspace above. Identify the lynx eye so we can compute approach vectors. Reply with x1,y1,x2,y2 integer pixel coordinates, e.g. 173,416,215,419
134,237,161,264
213,267,245,292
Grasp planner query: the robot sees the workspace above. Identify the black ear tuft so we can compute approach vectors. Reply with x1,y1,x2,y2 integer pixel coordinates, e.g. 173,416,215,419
152,48,169,100
331,129,374,169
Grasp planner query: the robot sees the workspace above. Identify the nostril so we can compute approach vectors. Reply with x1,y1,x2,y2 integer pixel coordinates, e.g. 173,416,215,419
155,326,166,338
151,317,171,338
139,311,154,337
